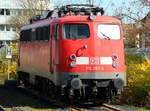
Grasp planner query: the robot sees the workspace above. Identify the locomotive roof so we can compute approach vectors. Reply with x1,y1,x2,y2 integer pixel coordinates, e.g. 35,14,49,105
59,16,121,23
21,16,121,30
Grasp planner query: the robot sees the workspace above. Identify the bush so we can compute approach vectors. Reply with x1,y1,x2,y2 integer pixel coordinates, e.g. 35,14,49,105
120,54,150,107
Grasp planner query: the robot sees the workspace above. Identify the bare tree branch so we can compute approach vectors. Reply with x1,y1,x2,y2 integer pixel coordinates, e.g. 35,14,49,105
8,0,51,28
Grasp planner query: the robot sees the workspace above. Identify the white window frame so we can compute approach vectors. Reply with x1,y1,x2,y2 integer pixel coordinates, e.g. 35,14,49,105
97,24,120,40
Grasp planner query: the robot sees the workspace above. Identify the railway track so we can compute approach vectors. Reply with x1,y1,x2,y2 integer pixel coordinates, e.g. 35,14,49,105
101,104,121,111
18,87,122,111
0,102,33,111
15,86,122,111
69,104,121,111
11,107,28,111
1,85,122,111
0,105,5,111
70,106,85,111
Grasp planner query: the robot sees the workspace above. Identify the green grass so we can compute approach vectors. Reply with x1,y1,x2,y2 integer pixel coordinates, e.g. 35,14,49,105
122,104,150,111
138,109,150,111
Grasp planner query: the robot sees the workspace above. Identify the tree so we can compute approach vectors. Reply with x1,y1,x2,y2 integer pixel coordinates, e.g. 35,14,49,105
8,0,51,29
111,0,150,48
86,0,92,4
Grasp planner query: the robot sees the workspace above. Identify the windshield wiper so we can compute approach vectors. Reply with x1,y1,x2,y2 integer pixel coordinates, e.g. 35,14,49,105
100,32,111,40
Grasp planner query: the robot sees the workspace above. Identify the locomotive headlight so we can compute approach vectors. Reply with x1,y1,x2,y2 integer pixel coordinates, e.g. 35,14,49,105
114,78,124,89
70,54,76,61
89,15,95,21
71,78,82,89
70,61,76,67
112,62,118,68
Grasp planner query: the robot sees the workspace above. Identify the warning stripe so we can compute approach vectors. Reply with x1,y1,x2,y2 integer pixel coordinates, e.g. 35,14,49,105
76,57,112,65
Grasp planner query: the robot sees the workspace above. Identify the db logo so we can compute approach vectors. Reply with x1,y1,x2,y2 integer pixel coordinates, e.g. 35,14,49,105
90,57,99,65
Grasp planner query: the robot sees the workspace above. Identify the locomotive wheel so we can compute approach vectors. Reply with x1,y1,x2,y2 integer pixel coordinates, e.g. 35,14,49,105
61,87,72,104
17,72,30,88
47,83,56,98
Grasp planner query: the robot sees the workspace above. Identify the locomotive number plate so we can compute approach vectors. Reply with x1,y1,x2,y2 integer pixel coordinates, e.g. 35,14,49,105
86,66,104,71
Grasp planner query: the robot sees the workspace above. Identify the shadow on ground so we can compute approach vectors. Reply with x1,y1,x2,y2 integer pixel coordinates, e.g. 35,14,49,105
0,84,64,110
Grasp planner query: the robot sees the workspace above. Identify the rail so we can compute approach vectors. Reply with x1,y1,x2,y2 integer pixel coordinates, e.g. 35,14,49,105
0,105,5,111
102,104,121,111
11,107,26,111
70,106,85,111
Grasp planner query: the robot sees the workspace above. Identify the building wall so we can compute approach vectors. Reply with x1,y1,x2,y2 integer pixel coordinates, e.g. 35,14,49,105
0,0,22,9
0,0,53,41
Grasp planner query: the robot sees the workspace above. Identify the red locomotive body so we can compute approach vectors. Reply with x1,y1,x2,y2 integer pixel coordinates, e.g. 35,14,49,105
18,5,126,102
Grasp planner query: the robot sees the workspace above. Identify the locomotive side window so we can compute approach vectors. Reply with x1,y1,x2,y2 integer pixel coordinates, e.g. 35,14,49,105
20,31,24,41
20,25,50,42
40,27,44,40
36,28,41,40
63,24,90,39
36,26,50,41
20,29,31,42
43,26,50,40
31,28,36,41
97,24,120,40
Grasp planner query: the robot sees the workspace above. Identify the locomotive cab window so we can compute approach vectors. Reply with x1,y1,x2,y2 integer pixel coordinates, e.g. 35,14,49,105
63,24,90,39
97,24,120,40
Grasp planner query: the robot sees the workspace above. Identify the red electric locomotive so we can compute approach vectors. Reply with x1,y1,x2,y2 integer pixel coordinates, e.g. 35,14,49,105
17,4,126,103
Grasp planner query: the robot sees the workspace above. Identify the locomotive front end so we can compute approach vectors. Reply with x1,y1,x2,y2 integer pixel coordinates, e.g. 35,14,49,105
17,4,126,104
59,15,126,102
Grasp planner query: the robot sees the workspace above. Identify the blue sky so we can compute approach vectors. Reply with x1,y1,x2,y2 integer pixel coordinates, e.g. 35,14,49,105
53,0,125,12
53,0,149,23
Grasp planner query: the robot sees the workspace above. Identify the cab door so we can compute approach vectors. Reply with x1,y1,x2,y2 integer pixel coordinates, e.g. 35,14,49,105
51,24,60,73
